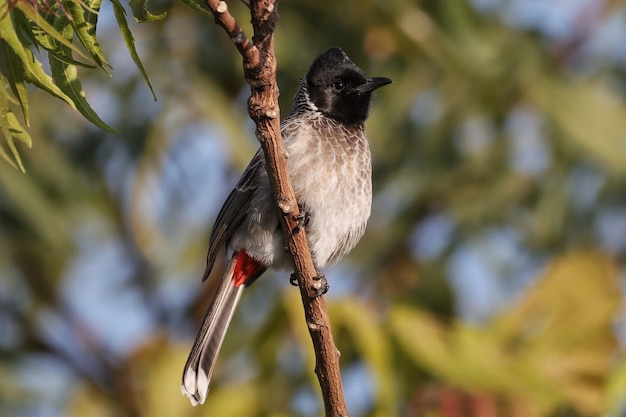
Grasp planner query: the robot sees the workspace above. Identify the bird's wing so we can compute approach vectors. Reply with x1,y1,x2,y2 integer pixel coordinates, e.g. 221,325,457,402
202,148,266,281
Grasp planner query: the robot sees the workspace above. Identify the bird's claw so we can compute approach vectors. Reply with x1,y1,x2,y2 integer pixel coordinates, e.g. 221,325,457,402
289,273,299,286
311,273,329,299
290,273,329,298
292,208,310,235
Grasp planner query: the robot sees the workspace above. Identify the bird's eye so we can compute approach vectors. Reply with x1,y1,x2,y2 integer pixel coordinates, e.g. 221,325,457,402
332,80,345,91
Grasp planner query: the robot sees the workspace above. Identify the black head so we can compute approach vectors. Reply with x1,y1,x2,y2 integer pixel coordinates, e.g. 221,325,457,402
306,47,391,126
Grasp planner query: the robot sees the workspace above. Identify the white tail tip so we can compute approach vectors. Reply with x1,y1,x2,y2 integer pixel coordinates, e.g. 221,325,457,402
181,368,208,406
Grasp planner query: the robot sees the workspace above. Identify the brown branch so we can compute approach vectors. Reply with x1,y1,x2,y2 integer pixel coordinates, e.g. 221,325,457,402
204,0,348,416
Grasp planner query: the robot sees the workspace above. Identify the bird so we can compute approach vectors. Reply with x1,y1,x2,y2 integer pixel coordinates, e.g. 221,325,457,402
181,46,391,406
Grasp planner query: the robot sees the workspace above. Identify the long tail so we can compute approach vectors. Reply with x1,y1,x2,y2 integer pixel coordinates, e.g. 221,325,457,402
181,250,264,406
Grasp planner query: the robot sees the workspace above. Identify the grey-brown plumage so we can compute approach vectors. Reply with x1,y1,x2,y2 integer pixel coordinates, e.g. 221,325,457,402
181,47,391,406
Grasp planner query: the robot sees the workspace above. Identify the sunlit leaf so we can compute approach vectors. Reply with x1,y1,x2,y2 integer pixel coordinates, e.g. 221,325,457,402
0,90,30,171
62,0,110,71
49,18,119,133
4,124,26,173
14,7,95,68
0,78,19,105
0,9,76,108
14,1,91,62
110,0,157,101
0,105,19,170
0,38,29,123
0,144,18,169
5,108,31,147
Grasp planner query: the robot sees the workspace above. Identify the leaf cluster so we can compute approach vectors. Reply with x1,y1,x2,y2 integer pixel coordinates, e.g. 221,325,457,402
0,0,162,171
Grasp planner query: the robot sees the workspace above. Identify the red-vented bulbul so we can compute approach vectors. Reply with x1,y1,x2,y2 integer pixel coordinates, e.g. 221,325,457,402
181,47,391,405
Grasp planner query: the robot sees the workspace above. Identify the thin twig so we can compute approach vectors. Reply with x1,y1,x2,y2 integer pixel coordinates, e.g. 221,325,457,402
203,0,349,415
205,0,258,67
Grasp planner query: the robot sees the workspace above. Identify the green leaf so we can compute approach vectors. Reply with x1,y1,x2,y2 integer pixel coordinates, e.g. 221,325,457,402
14,2,91,62
15,7,95,68
10,5,42,53
0,106,18,170
0,39,29,124
26,18,56,51
49,59,119,132
62,0,111,71
0,144,18,170
47,47,98,68
0,13,76,109
6,110,32,147
128,0,167,23
0,97,30,172
49,18,119,133
0,79,19,105
109,0,157,101
23,47,77,109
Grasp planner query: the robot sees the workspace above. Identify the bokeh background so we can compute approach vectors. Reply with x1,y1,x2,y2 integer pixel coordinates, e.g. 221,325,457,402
2,0,626,416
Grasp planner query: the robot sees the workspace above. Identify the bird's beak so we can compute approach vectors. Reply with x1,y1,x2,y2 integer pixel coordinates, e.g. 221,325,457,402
355,77,392,94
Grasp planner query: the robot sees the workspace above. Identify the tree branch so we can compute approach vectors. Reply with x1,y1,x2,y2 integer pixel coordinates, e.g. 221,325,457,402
204,0,348,415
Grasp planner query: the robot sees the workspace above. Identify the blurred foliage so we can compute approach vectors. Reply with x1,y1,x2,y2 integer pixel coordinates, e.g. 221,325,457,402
2,1,626,417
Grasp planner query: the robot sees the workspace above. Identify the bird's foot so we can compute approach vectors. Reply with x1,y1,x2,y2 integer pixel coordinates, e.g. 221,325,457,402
289,273,329,298
289,273,299,286
292,206,310,235
311,273,329,299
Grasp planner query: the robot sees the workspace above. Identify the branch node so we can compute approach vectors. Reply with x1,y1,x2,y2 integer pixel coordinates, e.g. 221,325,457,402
231,32,246,45
247,77,266,88
307,320,325,331
265,108,279,118
277,198,295,214
216,1,228,13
